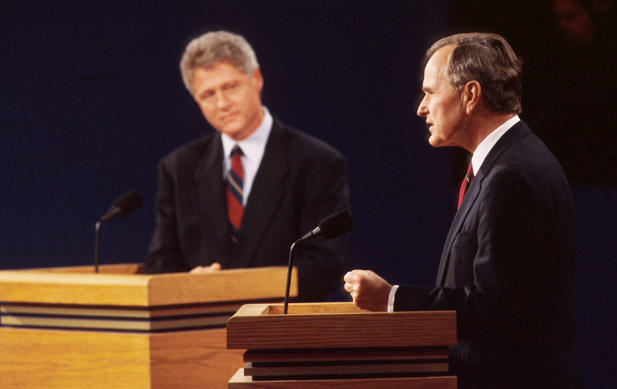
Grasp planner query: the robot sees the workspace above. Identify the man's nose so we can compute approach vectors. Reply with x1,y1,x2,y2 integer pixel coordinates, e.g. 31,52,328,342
215,90,231,108
417,99,428,117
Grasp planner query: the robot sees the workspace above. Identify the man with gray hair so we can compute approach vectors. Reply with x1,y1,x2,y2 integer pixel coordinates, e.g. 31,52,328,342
145,31,349,302
344,33,580,388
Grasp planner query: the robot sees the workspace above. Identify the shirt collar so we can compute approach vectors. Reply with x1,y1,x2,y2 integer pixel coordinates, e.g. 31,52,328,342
471,115,520,175
221,107,273,161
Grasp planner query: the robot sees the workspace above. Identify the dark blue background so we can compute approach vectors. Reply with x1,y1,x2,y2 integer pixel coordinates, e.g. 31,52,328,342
1,2,615,387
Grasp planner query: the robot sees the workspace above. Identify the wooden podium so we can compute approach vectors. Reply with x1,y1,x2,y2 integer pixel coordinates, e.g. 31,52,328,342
227,302,457,388
0,264,297,388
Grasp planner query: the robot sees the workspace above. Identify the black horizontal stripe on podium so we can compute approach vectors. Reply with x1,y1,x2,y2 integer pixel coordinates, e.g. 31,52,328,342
0,302,238,333
242,345,450,381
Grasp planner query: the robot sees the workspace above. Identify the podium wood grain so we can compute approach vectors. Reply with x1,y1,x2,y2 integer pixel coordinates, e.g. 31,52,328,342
0,265,297,306
0,327,151,388
227,303,456,349
0,327,243,388
0,264,296,388
226,303,457,388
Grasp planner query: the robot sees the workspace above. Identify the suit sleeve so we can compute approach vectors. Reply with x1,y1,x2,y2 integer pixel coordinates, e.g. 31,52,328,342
144,159,190,273
294,151,350,301
395,167,549,340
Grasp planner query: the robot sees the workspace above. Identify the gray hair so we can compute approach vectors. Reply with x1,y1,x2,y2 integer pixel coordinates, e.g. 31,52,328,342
179,31,259,94
427,32,522,114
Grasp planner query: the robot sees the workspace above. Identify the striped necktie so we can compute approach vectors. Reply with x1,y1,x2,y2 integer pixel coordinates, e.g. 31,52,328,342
457,162,474,210
226,145,244,241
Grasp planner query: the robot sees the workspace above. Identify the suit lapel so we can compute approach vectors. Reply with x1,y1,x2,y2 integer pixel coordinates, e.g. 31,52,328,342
436,121,532,285
233,120,288,268
192,134,231,264
436,167,482,285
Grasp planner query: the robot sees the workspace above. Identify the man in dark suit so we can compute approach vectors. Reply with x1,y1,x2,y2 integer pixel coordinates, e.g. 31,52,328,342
145,31,349,302
344,33,581,388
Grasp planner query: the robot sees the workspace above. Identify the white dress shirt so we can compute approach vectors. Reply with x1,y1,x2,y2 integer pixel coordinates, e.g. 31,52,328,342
387,115,521,312
470,114,520,176
221,107,273,206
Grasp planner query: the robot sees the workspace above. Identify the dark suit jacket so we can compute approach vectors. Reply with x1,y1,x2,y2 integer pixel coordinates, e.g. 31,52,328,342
145,118,350,301
395,121,581,388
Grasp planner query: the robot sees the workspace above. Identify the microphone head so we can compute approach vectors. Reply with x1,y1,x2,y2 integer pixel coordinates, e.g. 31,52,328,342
318,208,354,239
112,189,143,216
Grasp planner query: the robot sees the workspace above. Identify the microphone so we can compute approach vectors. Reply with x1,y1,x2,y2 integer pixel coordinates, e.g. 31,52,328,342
99,189,143,222
94,189,143,273
295,208,355,243
283,208,354,313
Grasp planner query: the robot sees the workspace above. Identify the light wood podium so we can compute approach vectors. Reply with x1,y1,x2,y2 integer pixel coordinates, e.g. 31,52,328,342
0,264,297,388
227,302,457,388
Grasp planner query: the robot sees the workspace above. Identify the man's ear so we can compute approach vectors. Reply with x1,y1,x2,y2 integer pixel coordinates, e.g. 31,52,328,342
462,80,481,115
252,68,264,92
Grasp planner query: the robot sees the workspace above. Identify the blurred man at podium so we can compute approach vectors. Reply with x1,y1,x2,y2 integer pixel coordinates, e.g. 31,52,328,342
344,33,581,388
145,31,349,302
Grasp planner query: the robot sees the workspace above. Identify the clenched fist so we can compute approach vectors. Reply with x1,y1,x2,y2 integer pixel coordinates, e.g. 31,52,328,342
343,269,392,311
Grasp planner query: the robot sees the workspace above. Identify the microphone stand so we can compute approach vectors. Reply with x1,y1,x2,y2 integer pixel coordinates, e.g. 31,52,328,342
282,208,353,314
94,221,102,273
93,189,143,274
283,241,299,314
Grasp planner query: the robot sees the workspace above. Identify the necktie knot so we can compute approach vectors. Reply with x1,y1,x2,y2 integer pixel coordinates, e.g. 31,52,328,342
230,145,243,158
465,163,474,184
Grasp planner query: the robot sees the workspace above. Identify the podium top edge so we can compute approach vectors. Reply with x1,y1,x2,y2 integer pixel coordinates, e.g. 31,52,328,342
0,265,296,306
0,265,289,280
231,302,456,318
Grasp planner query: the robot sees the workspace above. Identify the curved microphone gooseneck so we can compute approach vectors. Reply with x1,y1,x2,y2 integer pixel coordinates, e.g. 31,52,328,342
283,208,354,314
94,189,143,273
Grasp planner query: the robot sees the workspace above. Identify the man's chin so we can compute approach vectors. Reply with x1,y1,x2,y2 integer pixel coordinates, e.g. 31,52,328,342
217,123,247,140
427,135,442,148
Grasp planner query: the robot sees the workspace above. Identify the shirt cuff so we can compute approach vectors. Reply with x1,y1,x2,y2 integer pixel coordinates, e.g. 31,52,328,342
387,285,399,312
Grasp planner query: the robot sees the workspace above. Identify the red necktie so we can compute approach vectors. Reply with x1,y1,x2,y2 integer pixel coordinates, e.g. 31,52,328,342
457,162,474,210
226,146,244,241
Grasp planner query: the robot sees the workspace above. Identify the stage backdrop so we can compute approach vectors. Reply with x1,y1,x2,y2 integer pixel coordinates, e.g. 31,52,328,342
1,2,615,388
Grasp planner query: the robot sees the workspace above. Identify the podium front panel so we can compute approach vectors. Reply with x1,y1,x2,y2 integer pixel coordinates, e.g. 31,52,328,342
226,303,457,388
0,264,296,388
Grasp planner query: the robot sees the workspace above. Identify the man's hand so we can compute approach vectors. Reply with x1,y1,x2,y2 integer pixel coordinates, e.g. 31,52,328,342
190,262,222,274
343,269,392,312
